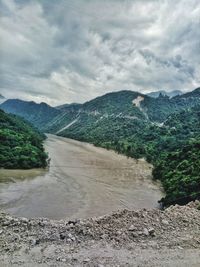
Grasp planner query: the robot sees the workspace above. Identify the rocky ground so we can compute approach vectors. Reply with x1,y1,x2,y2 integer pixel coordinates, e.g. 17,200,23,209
0,201,200,266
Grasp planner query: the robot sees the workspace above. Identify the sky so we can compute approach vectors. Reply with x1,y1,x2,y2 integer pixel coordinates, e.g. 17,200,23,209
0,0,200,106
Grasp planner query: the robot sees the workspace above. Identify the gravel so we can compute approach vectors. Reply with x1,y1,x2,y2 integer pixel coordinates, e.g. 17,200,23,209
0,201,200,266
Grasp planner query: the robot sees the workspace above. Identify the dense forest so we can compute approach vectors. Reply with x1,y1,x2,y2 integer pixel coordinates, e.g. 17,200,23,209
0,109,48,169
0,99,60,131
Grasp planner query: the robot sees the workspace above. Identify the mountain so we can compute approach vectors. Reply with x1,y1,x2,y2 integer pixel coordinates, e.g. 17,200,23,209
0,94,6,104
52,88,200,206
55,103,82,111
0,99,61,131
0,109,48,169
47,87,200,135
46,91,148,134
174,87,200,98
1,88,200,133
147,90,183,98
1,87,200,206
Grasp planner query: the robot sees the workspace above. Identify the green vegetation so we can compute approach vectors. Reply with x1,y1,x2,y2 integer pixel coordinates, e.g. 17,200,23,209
0,109,48,169
0,99,60,130
1,88,200,206
59,104,200,207
153,138,200,206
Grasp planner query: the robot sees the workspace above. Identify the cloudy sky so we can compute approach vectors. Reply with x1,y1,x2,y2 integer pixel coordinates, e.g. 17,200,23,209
0,0,199,106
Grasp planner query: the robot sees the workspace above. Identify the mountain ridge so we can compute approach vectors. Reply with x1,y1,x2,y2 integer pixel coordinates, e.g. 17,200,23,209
0,98,61,131
147,89,183,98
1,87,200,206
1,88,200,133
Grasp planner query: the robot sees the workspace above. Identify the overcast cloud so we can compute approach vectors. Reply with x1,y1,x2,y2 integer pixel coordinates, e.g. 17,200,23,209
0,0,199,105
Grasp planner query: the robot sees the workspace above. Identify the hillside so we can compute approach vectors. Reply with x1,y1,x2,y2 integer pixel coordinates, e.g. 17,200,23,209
57,103,200,206
48,88,200,133
176,87,200,98
0,99,61,131
1,88,200,205
0,109,48,169
1,88,200,133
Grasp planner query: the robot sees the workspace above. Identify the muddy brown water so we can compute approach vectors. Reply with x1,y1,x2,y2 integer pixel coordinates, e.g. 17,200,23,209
0,134,163,220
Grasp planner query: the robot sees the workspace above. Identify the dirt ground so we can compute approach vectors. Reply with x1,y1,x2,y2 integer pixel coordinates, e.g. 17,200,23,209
0,201,200,266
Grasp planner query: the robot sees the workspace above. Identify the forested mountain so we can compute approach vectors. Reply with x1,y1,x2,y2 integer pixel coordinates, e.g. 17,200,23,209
175,87,200,99
56,103,82,111
1,88,200,206
1,88,200,133
45,88,200,134
58,104,200,206
0,99,61,131
0,109,48,169
52,89,200,207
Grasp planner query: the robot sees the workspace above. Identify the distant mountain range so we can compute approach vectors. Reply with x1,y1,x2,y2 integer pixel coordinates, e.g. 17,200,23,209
1,88,200,133
147,90,183,98
0,99,60,131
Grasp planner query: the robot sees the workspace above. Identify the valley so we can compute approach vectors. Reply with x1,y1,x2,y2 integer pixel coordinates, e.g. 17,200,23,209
0,134,163,220
1,1,199,265
1,88,200,207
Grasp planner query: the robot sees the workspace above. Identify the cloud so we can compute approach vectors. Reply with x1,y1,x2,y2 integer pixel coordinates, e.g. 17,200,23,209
0,0,199,105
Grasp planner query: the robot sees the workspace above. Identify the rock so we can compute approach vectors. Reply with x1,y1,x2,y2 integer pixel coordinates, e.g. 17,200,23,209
31,239,39,246
141,244,147,249
116,230,122,235
2,221,9,227
67,220,75,225
143,228,149,236
131,232,138,238
60,233,66,240
149,241,158,248
128,225,136,231
21,217,29,224
68,233,75,240
83,258,90,263
148,227,155,235
162,219,169,225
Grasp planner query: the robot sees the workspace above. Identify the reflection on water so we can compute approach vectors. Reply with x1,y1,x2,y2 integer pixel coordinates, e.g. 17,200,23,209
0,169,46,183
0,134,163,220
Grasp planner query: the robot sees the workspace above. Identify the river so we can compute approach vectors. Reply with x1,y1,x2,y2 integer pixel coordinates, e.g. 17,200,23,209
0,134,163,220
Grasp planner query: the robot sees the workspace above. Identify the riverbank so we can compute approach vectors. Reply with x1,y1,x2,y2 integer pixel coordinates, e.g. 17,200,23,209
0,201,200,266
